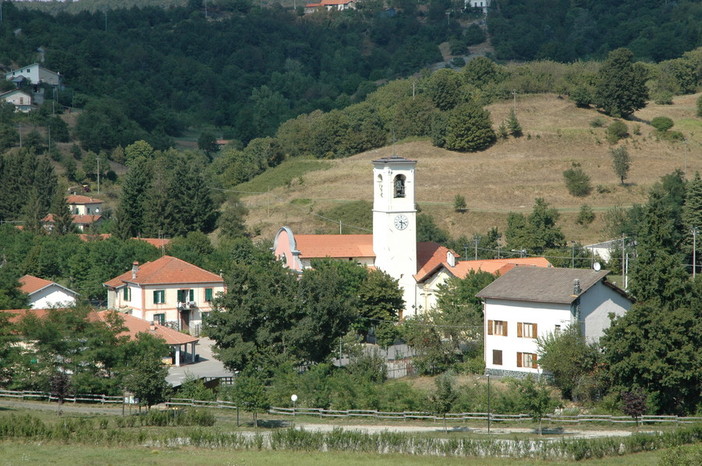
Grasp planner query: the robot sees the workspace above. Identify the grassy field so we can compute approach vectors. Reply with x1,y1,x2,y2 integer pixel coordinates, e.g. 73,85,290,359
241,93,702,246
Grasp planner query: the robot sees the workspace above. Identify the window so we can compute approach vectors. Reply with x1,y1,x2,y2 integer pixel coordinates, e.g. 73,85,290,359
554,324,561,335
517,322,538,339
153,313,165,325
122,287,131,302
177,289,194,302
393,175,405,198
517,352,538,369
487,320,508,336
153,290,165,304
205,288,213,302
492,350,503,366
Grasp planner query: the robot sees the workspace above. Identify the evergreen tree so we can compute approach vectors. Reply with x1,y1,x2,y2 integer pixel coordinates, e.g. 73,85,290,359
164,158,217,237
141,161,171,237
22,190,45,235
442,103,497,152
506,108,523,137
50,192,75,236
217,195,249,240
683,173,702,234
118,157,151,237
595,48,648,118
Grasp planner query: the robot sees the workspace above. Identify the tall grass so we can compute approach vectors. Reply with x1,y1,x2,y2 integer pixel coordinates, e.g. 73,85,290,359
3,413,702,459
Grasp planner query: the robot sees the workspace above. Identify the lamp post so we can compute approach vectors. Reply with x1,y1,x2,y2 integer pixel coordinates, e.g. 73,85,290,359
291,394,298,427
487,374,491,434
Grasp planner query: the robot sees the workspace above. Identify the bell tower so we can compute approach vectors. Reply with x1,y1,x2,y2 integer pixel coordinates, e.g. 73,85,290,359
372,155,417,315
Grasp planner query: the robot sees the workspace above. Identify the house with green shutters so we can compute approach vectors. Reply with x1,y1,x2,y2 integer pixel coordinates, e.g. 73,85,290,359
104,255,225,335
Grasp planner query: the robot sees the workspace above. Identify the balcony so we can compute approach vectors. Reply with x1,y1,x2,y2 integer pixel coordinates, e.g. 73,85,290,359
177,301,197,311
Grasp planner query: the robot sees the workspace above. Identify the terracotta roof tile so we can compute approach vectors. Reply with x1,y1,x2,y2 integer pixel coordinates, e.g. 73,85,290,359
19,274,55,294
450,257,552,277
294,234,374,259
95,311,198,345
415,242,460,281
66,195,103,204
104,255,224,288
72,214,102,224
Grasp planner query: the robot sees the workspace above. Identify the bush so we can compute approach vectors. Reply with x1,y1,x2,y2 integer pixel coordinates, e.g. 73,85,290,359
570,87,592,107
697,95,702,117
563,162,592,197
590,117,606,128
606,120,628,144
653,91,673,105
576,205,596,225
651,116,674,132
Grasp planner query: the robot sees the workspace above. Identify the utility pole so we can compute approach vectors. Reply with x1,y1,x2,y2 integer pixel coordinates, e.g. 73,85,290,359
621,235,626,279
97,154,101,194
474,235,479,260
571,241,576,268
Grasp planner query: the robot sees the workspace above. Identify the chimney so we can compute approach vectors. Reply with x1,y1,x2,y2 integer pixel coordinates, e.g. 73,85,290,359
131,261,139,279
150,322,156,331
573,279,581,295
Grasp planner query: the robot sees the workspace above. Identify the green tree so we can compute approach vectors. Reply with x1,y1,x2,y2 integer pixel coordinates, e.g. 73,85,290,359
505,198,564,254
417,213,450,245
506,109,523,137
118,157,151,236
0,312,20,385
610,146,631,185
537,326,599,401
22,189,45,235
463,57,504,88
125,140,155,165
197,131,219,157
229,370,270,428
217,194,249,240
563,162,592,197
430,372,457,433
124,349,170,409
576,204,596,225
453,194,467,212
427,69,463,111
49,192,76,236
357,269,404,337
513,375,557,434
441,102,496,152
606,120,628,144
595,48,648,118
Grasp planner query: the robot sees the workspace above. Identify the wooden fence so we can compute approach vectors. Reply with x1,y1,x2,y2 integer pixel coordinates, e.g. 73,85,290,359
3,390,702,425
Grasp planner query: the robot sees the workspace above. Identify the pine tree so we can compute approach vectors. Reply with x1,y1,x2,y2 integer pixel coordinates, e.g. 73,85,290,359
118,158,152,237
22,189,44,235
507,108,523,137
50,192,75,236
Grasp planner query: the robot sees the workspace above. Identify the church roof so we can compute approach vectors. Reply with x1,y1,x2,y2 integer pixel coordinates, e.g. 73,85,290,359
293,234,375,259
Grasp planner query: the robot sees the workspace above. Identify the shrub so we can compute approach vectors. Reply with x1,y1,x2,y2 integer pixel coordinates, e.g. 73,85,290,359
576,205,596,225
563,162,592,197
651,116,674,132
454,194,467,212
653,91,673,105
606,120,628,144
570,87,592,107
590,117,606,128
697,95,702,117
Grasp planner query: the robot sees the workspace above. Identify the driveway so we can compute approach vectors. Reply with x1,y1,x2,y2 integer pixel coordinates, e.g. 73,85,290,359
166,337,235,386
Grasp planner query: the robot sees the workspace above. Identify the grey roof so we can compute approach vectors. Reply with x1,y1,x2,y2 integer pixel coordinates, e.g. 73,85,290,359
476,267,610,304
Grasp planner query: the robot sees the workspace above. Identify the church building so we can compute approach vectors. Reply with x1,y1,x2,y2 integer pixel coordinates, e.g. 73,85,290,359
273,155,553,317
273,155,459,317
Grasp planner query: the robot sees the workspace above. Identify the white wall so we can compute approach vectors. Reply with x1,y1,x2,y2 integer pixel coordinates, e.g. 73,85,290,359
484,299,573,374
578,282,631,342
29,286,76,309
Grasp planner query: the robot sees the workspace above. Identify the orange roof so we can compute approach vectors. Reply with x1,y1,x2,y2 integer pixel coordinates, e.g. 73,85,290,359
104,255,224,288
414,242,460,282
78,233,112,241
294,234,374,259
1,308,51,324
66,195,103,205
450,257,553,278
136,237,171,248
19,274,55,294
95,311,198,345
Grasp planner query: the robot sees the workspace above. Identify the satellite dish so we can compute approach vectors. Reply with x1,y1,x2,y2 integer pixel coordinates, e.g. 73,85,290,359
593,262,601,271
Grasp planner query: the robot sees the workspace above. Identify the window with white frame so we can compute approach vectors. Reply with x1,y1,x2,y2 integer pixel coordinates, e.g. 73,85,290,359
517,352,538,369
517,322,538,338
487,320,508,336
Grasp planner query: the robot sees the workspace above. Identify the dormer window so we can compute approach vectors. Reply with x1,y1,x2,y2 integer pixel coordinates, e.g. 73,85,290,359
394,175,405,198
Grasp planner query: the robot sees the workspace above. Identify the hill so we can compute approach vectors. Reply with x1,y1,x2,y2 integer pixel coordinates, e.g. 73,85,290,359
241,92,702,247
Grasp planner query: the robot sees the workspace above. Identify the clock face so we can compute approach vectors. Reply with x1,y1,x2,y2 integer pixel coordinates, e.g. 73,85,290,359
394,214,409,230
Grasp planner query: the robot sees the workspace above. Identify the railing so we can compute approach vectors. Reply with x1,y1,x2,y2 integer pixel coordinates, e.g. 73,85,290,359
3,389,702,425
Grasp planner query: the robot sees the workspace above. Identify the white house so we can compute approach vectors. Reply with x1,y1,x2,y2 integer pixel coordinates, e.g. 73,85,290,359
103,255,226,333
5,63,61,86
305,0,356,13
477,267,632,376
0,89,34,112
67,194,103,215
466,0,490,13
19,274,77,309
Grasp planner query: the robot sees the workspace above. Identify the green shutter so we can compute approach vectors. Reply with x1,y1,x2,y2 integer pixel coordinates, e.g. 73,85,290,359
153,290,158,303
189,289,194,301
205,288,213,302
177,290,184,302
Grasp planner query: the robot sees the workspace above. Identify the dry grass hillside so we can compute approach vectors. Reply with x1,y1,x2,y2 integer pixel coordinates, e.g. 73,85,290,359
243,93,702,246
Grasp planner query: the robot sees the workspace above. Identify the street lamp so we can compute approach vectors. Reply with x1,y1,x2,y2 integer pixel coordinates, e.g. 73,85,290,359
291,394,298,419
